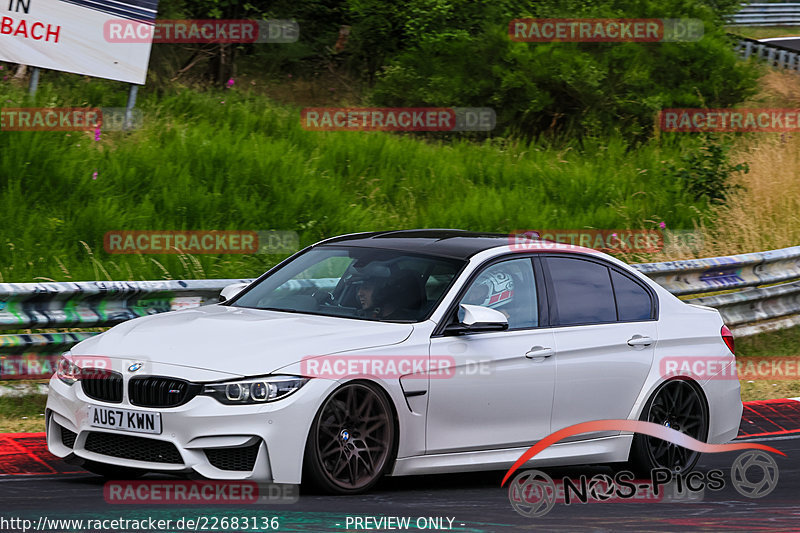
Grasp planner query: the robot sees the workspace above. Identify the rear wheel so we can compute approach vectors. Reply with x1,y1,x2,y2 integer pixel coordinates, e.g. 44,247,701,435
629,379,708,475
303,381,396,494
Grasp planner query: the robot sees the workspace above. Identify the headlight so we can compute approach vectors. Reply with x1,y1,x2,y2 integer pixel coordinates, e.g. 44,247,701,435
202,375,309,405
56,354,81,385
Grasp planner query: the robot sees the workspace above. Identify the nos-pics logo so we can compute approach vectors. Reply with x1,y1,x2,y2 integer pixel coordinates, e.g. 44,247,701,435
502,420,782,518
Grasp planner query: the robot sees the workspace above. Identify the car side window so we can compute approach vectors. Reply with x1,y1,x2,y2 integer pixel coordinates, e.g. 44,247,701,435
459,258,538,329
611,269,653,321
546,256,616,326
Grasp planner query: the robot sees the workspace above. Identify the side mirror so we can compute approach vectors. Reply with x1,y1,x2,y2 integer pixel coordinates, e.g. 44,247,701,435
444,304,509,335
219,282,249,303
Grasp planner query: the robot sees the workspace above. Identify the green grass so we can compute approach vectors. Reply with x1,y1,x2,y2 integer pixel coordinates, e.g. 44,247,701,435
0,74,719,282
0,394,47,433
730,326,800,402
737,325,800,357
728,26,800,40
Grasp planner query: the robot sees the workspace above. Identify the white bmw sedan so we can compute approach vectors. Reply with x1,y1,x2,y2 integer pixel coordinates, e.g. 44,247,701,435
46,230,742,494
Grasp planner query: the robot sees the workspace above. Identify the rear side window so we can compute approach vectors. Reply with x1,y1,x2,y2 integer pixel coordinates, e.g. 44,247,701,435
611,269,653,321
546,257,616,326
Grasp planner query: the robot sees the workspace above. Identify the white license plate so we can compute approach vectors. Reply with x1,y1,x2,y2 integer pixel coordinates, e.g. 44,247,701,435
88,406,162,435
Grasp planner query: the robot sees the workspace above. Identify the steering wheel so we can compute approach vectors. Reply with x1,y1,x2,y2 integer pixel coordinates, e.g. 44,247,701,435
312,290,335,306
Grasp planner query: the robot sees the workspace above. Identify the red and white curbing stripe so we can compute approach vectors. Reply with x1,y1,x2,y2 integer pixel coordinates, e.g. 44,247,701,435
738,397,800,439
0,433,84,476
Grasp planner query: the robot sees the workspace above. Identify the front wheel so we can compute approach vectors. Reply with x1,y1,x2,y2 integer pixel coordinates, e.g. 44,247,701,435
628,379,708,476
303,381,396,494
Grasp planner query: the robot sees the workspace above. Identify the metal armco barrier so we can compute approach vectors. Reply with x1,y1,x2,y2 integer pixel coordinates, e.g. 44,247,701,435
734,35,800,71
0,279,253,378
1,246,799,379
689,281,800,336
632,246,800,296
633,245,800,337
0,279,253,330
730,3,800,26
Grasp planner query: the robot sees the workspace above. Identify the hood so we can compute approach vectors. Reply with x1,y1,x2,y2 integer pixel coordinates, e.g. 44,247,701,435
72,305,414,378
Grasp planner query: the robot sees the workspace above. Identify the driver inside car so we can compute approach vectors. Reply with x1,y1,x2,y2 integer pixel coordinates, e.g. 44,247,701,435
357,277,399,319
356,272,423,321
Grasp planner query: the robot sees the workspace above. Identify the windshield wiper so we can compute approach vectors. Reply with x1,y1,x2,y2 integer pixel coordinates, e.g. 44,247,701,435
257,307,303,314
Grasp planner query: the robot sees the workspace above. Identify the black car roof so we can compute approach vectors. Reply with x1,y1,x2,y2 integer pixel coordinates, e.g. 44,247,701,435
317,229,512,260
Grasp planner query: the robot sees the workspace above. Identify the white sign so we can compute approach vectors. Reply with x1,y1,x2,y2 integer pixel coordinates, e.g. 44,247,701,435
0,0,158,84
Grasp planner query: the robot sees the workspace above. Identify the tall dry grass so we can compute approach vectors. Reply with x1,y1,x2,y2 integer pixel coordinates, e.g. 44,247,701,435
652,69,800,260
701,135,800,255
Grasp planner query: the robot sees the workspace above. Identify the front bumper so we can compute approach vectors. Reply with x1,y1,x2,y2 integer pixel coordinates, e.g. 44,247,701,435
46,374,335,484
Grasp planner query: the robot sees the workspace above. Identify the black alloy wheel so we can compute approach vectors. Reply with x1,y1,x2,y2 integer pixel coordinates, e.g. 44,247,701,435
303,381,396,494
629,379,709,475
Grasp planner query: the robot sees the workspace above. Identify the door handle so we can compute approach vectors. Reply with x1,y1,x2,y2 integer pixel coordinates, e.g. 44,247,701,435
627,335,654,347
525,346,554,358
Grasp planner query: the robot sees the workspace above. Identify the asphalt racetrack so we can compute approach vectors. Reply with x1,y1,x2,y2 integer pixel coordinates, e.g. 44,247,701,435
0,433,798,532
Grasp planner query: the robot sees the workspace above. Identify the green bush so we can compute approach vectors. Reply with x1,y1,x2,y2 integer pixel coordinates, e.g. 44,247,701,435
665,136,747,204
174,0,759,140
360,0,758,138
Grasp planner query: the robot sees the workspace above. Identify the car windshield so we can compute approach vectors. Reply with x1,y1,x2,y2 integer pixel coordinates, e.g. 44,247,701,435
231,246,465,322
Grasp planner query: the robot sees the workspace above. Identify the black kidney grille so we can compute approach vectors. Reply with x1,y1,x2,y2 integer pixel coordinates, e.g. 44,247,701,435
81,369,123,403
129,376,201,408
84,432,182,464
60,425,77,449
204,441,260,471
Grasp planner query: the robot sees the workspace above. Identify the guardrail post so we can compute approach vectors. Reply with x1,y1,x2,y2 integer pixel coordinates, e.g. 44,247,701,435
743,41,753,59
734,35,800,72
